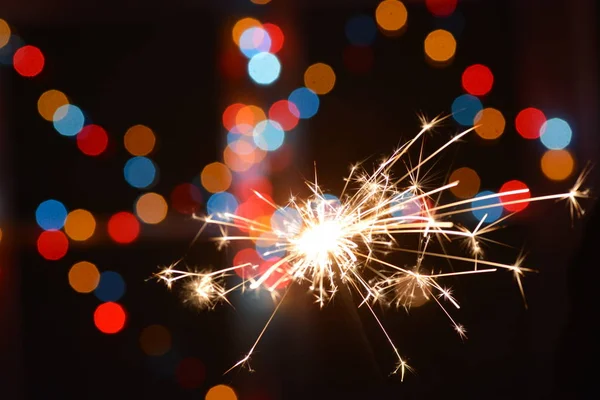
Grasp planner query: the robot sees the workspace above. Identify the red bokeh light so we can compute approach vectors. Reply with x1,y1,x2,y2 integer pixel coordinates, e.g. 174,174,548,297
515,107,546,139
219,48,246,79
232,175,273,202
37,230,69,260
425,0,458,17
462,64,494,96
343,45,374,74
94,302,127,334
499,180,531,212
176,357,206,389
170,183,203,214
13,45,45,77
222,103,246,132
77,124,108,156
263,23,284,54
258,257,291,289
233,248,263,279
107,212,140,244
269,100,299,131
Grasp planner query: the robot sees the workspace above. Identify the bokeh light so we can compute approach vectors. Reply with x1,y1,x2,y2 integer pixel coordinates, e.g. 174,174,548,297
462,64,493,96
541,149,574,181
108,212,140,244
451,94,483,126
426,0,458,17
232,175,273,201
345,14,377,46
269,100,300,131
95,271,126,302
375,0,408,32
239,27,271,58
38,89,69,121
206,385,238,400
207,192,239,221
53,104,84,136
253,119,285,151
13,45,44,77
232,18,262,46
449,167,480,199
304,63,336,95
250,0,271,4
263,23,284,53
248,52,281,85
0,34,24,65
35,199,67,230
124,156,157,189
474,108,505,140
540,118,572,150
140,324,172,356
233,248,262,279
170,183,203,214
124,125,156,156
136,193,168,224
235,105,266,134
176,358,206,389
424,29,456,63
224,145,255,172
343,45,374,74
258,257,291,288
471,190,502,223
37,230,69,260
94,302,126,334
223,103,246,131
515,107,546,139
68,261,100,293
64,209,96,241
0,19,10,49
499,180,530,212
288,87,319,119
77,124,109,156
201,162,232,193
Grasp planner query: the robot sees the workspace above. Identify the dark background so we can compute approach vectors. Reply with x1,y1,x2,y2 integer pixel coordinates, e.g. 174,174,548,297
1,0,598,399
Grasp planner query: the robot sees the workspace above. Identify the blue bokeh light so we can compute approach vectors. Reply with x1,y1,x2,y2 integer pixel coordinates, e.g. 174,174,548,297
35,199,68,231
124,157,156,189
391,192,422,219
253,119,285,151
471,190,502,223
53,104,85,136
0,35,25,65
451,94,483,126
248,52,281,85
345,15,377,46
288,87,319,119
540,118,572,150
239,27,272,58
94,271,126,302
271,207,303,236
256,232,286,260
207,192,238,221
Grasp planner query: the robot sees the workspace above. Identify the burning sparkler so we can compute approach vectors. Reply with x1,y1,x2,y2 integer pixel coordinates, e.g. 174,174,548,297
156,115,589,381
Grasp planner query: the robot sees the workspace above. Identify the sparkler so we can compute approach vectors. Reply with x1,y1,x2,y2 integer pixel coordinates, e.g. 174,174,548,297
156,115,589,380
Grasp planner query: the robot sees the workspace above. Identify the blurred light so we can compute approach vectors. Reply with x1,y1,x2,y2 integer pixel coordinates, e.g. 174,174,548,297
207,192,238,221
140,325,172,356
424,29,456,63
343,45,374,74
68,261,100,293
248,52,281,85
541,149,574,181
223,103,246,131
345,14,377,46
64,209,96,241
220,48,246,79
471,191,502,223
124,157,156,189
13,45,44,77
391,193,422,218
253,119,285,151
170,183,203,214
224,144,256,172
228,131,256,155
0,19,10,49
256,232,284,259
271,207,303,236
449,167,480,199
540,118,572,150
257,257,291,288
263,23,284,53
474,108,505,140
462,64,493,96
94,302,126,334
201,162,233,193
240,27,271,58
233,248,262,279
232,175,273,201
37,230,69,260
108,212,140,244
267,144,293,172
288,87,319,119
269,100,299,131
426,0,457,17
124,125,156,156
232,18,261,46
375,0,408,32
95,271,126,302
250,0,271,4
77,124,108,156
177,358,206,389
235,105,266,135
304,63,336,95
515,107,546,140
53,104,84,136
499,180,530,212
206,385,238,400
35,199,67,230
451,94,482,126
136,193,168,224
0,34,24,65
38,89,69,121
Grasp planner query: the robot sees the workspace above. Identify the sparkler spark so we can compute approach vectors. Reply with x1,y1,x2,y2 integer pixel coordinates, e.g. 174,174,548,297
156,115,588,380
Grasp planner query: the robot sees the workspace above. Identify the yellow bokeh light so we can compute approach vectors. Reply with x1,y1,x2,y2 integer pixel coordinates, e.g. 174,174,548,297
38,90,69,122
375,0,408,32
201,162,232,193
250,0,271,4
0,19,10,49
232,18,262,46
205,385,237,400
140,324,172,356
64,209,96,241
304,63,336,95
541,149,574,181
424,29,456,62
449,167,481,199
124,125,156,156
136,193,168,224
68,261,100,293
474,108,505,140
